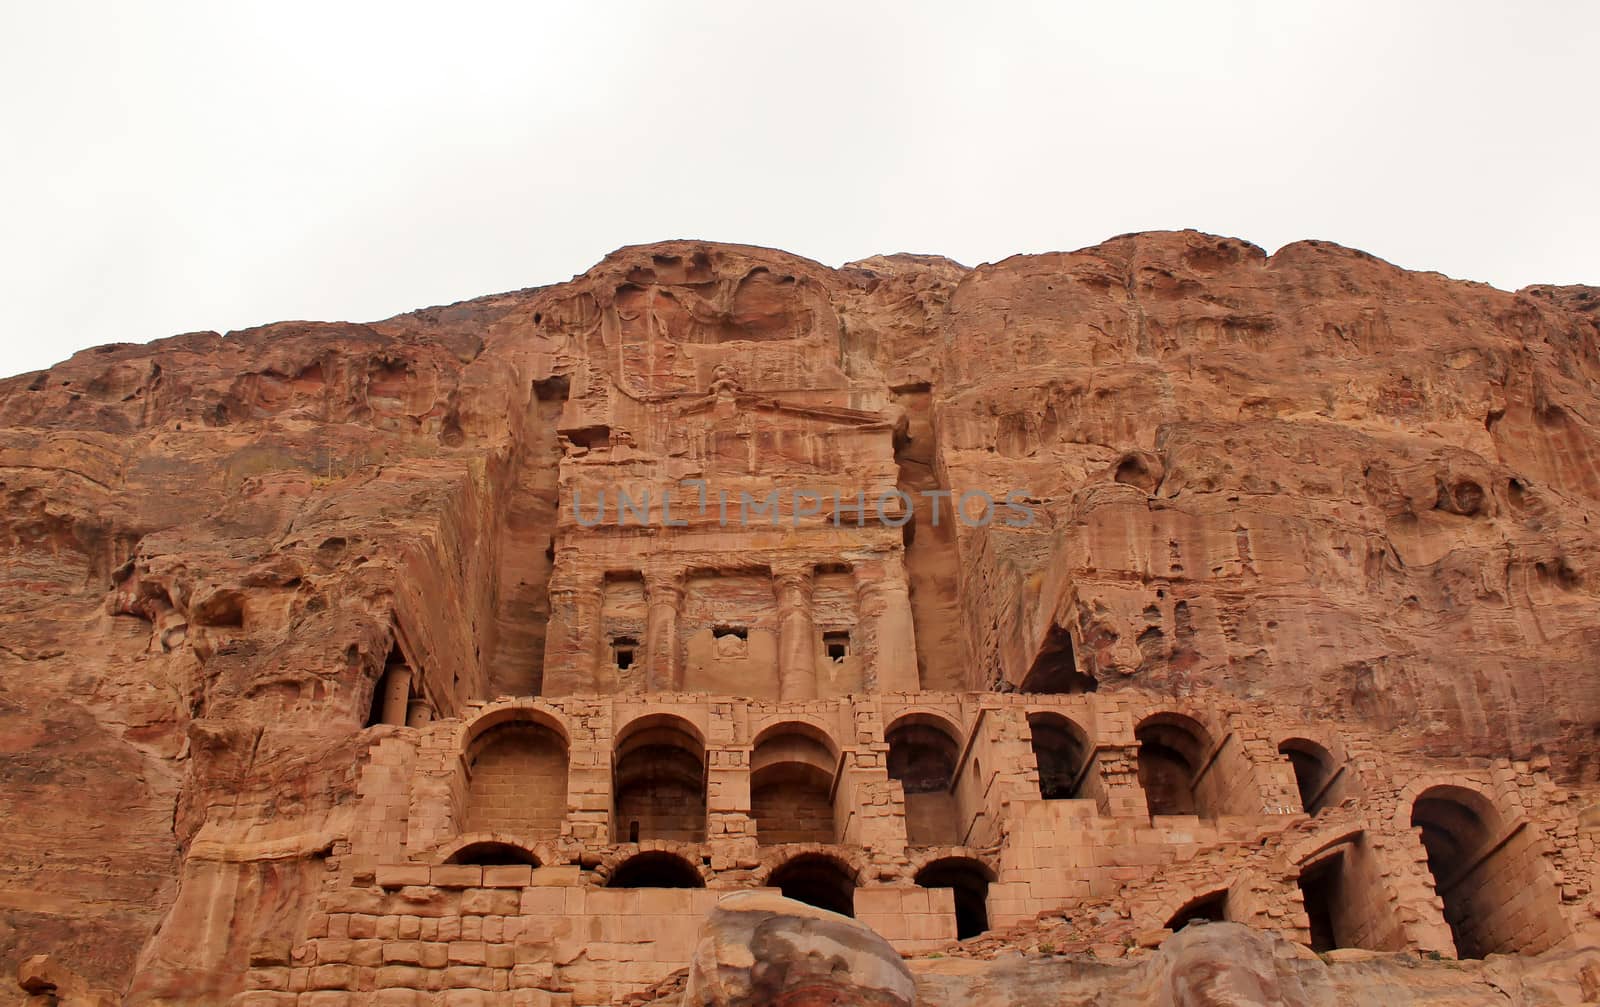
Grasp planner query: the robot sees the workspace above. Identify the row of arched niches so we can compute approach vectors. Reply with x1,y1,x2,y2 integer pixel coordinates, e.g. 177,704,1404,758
379,695,1575,958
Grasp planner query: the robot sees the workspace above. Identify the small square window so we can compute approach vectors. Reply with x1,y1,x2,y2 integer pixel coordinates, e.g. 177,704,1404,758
823,630,850,662
613,637,637,670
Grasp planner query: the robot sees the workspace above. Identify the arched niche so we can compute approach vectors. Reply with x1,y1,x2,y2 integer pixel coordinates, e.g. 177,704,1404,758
613,714,706,843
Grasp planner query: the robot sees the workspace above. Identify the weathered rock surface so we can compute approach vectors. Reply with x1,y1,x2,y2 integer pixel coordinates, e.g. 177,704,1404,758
681,891,915,1006
0,233,1597,1004
910,923,1600,1006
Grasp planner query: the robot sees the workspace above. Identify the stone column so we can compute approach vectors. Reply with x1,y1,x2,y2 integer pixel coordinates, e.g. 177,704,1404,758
405,698,432,728
773,564,818,701
857,552,920,693
644,567,685,693
378,665,412,726
544,570,605,695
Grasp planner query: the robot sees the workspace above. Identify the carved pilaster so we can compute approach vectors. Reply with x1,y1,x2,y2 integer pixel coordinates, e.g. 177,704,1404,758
856,551,920,693
644,566,686,692
543,571,604,695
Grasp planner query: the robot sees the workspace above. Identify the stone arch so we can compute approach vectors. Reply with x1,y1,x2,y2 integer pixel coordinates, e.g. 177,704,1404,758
884,708,964,754
1285,827,1405,953
1284,825,1368,873
443,839,540,867
1135,712,1214,817
906,846,998,878
612,714,706,843
766,852,859,917
461,711,569,840
1027,711,1093,800
750,715,843,759
751,722,841,845
604,850,707,889
757,844,869,880
1296,845,1354,953
1408,782,1567,958
1278,736,1340,815
594,841,709,883
426,832,560,868
614,709,707,749
458,701,571,752
1161,886,1231,930
886,712,963,846
914,856,996,939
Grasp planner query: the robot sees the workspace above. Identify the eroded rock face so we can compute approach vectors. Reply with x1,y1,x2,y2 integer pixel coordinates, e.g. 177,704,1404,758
910,923,1600,1007
0,233,1597,1004
937,235,1600,764
682,892,915,1007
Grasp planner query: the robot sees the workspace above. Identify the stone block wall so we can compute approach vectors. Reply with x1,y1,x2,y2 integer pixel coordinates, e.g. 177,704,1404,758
282,687,1597,1007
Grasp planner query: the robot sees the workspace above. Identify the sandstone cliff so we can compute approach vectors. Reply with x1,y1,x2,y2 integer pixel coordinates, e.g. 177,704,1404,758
1,232,1597,1005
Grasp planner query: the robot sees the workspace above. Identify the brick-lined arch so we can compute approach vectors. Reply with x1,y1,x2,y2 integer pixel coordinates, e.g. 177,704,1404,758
1278,735,1343,815
460,707,570,841
613,709,708,749
426,832,560,868
905,846,999,880
1401,780,1569,958
1284,826,1405,953
1135,712,1214,817
1026,711,1093,800
457,701,571,751
444,840,538,866
754,844,868,885
750,715,844,758
883,707,964,749
603,849,708,889
1157,885,1232,930
751,721,842,845
914,856,996,938
593,840,712,887
886,711,964,846
762,851,861,918
612,714,706,843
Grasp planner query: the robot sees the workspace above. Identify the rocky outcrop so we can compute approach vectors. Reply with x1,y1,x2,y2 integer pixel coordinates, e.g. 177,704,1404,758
681,892,914,1007
908,922,1600,1006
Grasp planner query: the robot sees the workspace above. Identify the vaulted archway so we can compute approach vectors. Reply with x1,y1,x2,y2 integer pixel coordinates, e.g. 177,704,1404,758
1028,712,1092,800
463,718,568,839
768,853,857,917
606,851,705,889
613,715,706,843
751,723,839,845
887,713,963,846
1136,713,1213,817
1410,784,1566,958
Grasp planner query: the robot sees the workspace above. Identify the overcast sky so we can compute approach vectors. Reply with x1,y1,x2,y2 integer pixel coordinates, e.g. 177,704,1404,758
2,2,1596,379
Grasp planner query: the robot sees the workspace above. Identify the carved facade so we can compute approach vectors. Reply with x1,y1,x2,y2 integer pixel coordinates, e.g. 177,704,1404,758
238,243,1592,1005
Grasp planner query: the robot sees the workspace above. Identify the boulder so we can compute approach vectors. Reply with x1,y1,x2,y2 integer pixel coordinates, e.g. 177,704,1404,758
682,892,915,1007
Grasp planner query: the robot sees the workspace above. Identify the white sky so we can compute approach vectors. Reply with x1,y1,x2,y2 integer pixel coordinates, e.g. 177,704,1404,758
2,2,1597,379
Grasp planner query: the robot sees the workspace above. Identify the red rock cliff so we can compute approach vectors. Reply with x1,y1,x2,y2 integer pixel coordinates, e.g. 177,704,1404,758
0,232,1596,1004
